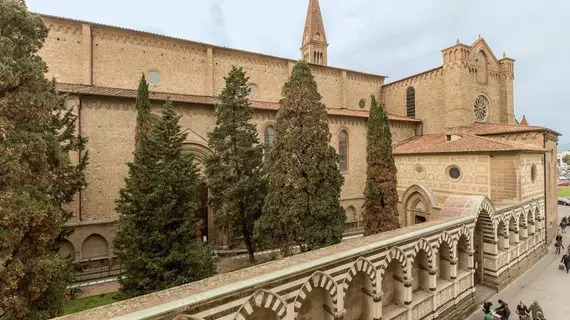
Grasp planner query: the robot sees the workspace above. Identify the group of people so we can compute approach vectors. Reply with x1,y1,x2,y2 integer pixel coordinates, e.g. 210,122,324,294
482,300,545,319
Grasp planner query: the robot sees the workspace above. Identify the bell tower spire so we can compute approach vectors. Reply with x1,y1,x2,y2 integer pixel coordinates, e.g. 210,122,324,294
300,0,328,65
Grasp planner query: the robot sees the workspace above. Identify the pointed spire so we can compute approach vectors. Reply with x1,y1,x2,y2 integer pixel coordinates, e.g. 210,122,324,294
520,115,529,125
302,0,327,47
300,0,328,65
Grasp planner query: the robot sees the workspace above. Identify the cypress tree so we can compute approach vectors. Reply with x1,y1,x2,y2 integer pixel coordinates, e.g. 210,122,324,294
205,67,265,263
256,60,345,256
0,1,88,318
363,95,399,235
114,92,214,299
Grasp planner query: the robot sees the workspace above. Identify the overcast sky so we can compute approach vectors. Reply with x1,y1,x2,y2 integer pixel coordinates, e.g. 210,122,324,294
27,0,570,144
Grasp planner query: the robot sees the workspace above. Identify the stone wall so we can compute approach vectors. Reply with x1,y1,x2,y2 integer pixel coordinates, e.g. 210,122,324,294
382,67,444,134
39,15,385,112
382,38,516,134
63,94,419,257
395,154,491,206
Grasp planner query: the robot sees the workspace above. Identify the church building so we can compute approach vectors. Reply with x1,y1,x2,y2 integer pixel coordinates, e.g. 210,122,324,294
39,1,559,313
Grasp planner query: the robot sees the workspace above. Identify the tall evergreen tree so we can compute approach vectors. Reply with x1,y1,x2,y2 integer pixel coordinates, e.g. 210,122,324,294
114,93,215,299
363,95,399,235
205,67,265,263
256,60,345,256
0,1,88,319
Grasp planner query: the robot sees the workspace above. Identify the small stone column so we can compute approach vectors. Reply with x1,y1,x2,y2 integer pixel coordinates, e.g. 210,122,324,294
502,232,510,250
403,279,413,306
467,249,476,286
373,292,383,320
528,222,536,235
520,226,528,240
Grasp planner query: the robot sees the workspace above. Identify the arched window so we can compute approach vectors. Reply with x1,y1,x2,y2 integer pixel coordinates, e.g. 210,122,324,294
406,87,416,118
264,126,276,156
339,130,348,172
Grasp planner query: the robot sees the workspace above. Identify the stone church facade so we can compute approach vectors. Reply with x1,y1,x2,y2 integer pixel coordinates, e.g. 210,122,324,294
39,0,559,304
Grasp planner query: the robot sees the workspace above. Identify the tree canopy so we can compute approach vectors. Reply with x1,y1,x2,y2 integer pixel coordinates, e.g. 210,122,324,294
363,95,399,235
0,1,88,318
114,76,214,299
255,60,345,255
205,67,265,262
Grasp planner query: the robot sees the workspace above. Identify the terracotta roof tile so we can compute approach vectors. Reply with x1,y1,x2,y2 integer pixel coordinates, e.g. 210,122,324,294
56,83,421,122
470,121,560,136
393,133,546,155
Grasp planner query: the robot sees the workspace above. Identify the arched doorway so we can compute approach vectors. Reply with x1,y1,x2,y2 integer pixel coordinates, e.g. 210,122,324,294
196,183,209,243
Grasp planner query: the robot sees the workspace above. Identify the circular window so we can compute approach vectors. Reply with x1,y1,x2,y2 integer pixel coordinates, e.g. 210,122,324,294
474,96,488,122
446,165,462,181
147,71,161,85
531,164,537,183
412,164,427,180
247,84,258,98
359,99,366,109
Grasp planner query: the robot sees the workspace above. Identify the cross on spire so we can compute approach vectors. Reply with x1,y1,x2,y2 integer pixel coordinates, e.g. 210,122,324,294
300,0,328,65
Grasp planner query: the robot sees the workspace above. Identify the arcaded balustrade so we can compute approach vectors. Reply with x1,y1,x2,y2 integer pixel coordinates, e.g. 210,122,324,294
54,197,546,320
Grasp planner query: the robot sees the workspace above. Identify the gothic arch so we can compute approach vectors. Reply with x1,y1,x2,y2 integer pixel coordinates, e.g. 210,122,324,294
183,141,213,170
235,289,287,320
401,184,438,208
411,238,434,268
378,247,408,279
342,257,377,296
475,197,497,242
293,271,338,318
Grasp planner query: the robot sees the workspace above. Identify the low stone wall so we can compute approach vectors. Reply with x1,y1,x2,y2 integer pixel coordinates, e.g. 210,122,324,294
53,196,547,320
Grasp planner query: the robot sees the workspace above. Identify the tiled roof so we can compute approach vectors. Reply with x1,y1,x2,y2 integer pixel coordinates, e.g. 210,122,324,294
56,83,421,122
470,121,560,136
393,133,546,155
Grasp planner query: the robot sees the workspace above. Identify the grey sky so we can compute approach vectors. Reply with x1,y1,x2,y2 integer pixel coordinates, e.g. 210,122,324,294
27,0,570,144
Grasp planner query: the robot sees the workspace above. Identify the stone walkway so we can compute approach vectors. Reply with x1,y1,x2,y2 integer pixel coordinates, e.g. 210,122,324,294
467,205,570,320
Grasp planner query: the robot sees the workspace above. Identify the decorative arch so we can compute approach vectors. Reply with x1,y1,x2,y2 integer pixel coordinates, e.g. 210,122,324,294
378,247,408,279
411,238,434,268
342,257,377,296
435,231,456,259
457,225,473,250
477,50,489,85
401,184,438,226
235,289,287,320
183,141,213,172
293,271,338,318
476,197,497,242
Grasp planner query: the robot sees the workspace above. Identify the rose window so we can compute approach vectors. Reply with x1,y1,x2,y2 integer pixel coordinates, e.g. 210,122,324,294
474,96,488,122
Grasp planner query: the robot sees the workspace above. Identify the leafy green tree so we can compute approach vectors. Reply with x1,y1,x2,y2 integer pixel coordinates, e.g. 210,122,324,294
363,95,399,235
0,1,88,318
114,78,214,298
563,154,570,166
255,60,345,256
205,67,265,263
